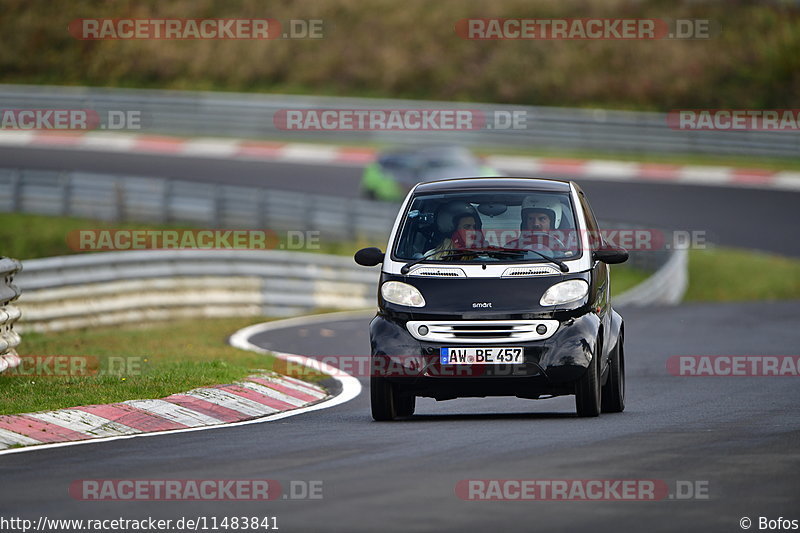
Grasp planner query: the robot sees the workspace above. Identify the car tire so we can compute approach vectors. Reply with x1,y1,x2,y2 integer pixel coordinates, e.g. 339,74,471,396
601,331,625,413
396,392,415,417
575,340,602,417
371,376,411,421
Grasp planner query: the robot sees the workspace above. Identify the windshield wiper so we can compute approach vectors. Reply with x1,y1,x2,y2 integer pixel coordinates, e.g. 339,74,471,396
481,247,569,272
401,246,569,274
400,248,478,274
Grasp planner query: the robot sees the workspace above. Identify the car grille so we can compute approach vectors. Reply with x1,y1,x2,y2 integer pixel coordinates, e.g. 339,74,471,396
406,320,559,343
408,266,466,277
501,265,561,277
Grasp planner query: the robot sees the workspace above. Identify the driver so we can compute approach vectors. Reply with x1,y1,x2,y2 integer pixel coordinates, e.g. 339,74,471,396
504,195,566,251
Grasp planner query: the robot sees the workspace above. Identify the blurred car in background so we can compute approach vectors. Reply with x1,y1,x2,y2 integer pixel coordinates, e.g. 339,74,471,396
360,145,500,201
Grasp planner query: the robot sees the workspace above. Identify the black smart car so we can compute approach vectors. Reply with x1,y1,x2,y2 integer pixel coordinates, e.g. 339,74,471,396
355,177,629,420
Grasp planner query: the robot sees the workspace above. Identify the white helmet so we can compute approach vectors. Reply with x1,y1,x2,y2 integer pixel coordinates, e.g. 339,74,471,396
521,195,562,229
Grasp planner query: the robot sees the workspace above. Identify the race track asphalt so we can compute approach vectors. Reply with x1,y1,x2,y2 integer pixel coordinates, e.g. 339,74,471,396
0,146,798,533
1,301,798,532
2,145,798,256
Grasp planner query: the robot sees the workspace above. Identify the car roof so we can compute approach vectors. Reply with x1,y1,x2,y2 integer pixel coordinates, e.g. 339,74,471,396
413,176,573,194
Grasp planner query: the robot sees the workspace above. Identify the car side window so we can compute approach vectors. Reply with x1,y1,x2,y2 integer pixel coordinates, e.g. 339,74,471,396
578,192,599,233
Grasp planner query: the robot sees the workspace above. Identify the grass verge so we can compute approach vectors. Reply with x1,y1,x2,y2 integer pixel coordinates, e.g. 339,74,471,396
685,247,800,302
0,316,328,416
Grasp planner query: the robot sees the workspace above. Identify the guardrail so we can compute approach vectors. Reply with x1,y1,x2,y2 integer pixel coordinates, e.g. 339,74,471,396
615,247,688,307
1,84,797,158
0,168,394,242
15,250,376,332
14,243,686,333
0,257,22,373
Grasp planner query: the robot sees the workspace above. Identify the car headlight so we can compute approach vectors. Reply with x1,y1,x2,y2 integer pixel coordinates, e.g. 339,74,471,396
381,281,426,307
540,279,589,306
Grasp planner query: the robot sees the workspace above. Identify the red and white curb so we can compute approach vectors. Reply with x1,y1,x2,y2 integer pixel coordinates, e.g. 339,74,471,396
0,130,798,191
0,372,327,451
0,130,376,165
0,312,364,455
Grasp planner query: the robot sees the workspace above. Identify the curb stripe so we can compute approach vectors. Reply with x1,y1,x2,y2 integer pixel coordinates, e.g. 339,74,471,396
0,130,797,191
28,410,139,437
76,404,189,432
133,136,185,153
216,384,297,411
164,394,248,423
238,381,307,407
246,377,320,403
0,427,41,446
184,388,279,417
236,141,287,158
264,375,327,397
124,399,223,427
0,415,90,443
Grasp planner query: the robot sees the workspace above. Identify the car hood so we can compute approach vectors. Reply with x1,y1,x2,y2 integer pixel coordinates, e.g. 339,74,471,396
379,271,592,319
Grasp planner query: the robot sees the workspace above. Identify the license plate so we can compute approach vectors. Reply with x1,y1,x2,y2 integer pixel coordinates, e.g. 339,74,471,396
440,347,523,365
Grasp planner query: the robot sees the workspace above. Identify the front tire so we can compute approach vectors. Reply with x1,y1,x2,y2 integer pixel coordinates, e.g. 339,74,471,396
371,377,413,420
575,341,601,417
601,332,625,413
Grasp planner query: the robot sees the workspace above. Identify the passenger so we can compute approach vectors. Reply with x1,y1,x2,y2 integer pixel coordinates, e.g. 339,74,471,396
426,203,483,259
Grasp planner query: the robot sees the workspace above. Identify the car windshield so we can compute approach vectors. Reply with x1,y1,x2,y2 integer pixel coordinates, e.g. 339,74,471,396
393,190,582,262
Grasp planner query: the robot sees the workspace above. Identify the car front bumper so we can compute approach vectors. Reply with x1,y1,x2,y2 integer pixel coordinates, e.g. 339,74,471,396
369,311,601,399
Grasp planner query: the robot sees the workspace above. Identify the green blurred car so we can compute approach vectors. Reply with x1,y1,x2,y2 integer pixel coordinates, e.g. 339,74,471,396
360,146,500,202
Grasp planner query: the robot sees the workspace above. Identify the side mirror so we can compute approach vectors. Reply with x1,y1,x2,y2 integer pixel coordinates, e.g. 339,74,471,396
593,247,629,264
354,247,385,267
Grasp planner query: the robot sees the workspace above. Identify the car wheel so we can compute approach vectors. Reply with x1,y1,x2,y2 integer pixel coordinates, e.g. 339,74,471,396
396,391,415,417
601,331,625,413
575,340,601,417
371,376,409,421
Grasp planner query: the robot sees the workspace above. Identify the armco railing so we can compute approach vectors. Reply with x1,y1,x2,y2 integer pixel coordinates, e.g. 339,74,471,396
15,250,377,332
1,84,797,157
0,257,22,373
14,244,686,333
0,168,394,242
